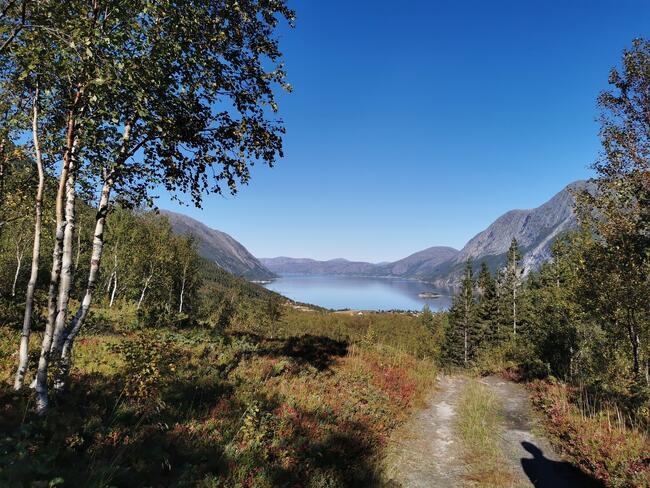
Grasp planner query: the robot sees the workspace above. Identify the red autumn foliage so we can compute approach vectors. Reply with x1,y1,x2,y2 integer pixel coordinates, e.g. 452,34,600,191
530,381,650,488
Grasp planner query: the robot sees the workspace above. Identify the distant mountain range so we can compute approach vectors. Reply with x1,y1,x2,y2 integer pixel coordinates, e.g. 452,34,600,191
161,210,275,281
161,180,587,287
260,181,588,287
260,246,459,279
257,257,379,276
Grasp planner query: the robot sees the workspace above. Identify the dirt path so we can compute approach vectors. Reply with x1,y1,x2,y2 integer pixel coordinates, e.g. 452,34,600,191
384,375,468,487
384,375,601,487
479,376,601,488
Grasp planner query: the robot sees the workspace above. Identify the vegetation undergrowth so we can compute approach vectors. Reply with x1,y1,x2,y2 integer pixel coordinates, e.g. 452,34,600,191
530,380,650,488
456,378,515,488
0,306,437,487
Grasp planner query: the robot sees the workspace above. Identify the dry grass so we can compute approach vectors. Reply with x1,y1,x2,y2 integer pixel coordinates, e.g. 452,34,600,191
456,378,516,487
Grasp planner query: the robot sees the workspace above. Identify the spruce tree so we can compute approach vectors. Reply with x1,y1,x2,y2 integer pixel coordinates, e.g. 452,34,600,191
476,262,500,348
444,260,476,366
506,238,523,335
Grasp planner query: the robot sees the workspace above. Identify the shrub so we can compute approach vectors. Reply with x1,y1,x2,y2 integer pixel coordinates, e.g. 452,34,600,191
111,331,181,413
519,358,551,381
530,380,650,487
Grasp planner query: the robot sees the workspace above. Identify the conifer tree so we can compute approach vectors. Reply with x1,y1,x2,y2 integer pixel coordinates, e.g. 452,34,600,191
476,262,500,347
445,260,476,366
420,304,444,360
505,238,522,335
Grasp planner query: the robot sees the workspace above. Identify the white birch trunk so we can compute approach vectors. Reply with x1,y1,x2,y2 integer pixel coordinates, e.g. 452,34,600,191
57,177,113,389
75,221,82,269
50,165,77,356
179,263,188,313
35,98,80,414
137,271,153,310
105,269,115,296
56,122,132,391
14,88,45,390
11,241,24,297
109,266,118,307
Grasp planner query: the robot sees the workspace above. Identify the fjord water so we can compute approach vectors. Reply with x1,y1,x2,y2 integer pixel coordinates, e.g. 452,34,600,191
263,275,452,311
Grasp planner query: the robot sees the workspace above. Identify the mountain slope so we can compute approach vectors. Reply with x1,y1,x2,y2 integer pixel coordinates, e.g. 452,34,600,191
377,246,460,278
259,257,379,275
161,210,275,281
261,246,459,278
426,180,587,287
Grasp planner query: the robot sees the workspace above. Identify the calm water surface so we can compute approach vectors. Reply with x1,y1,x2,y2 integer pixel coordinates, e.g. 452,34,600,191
263,275,452,311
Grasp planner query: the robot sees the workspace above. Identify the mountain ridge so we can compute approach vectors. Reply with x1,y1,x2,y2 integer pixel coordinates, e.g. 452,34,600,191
261,181,587,286
420,180,588,286
161,210,276,281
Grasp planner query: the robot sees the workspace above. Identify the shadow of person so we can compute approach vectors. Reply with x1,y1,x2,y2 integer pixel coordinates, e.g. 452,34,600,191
520,441,604,488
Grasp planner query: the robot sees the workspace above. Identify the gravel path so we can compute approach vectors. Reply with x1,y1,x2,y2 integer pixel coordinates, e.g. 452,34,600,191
384,375,468,487
384,375,602,488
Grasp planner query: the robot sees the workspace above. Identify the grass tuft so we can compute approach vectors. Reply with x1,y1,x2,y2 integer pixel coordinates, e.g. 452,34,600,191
456,378,515,488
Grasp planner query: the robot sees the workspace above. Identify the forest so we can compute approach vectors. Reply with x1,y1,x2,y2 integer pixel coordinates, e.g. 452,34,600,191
441,39,650,487
0,1,649,487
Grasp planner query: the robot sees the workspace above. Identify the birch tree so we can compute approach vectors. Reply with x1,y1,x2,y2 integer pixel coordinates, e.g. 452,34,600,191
14,84,44,389
175,235,199,314
10,229,26,296
576,38,650,379
22,0,294,411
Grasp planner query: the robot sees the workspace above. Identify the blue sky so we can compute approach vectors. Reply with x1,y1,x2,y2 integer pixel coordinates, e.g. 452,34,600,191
159,0,650,262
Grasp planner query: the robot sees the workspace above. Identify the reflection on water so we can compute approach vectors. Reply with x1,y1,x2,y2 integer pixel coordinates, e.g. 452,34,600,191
262,274,452,311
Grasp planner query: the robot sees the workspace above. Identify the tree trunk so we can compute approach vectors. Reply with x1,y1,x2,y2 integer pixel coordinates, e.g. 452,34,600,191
35,94,81,414
628,321,640,377
179,263,188,313
0,139,5,206
0,139,7,243
137,271,153,310
57,176,114,390
56,122,132,390
11,241,24,297
108,248,119,307
512,252,517,336
50,164,77,356
464,294,469,366
109,266,118,307
75,220,82,270
105,269,114,297
512,286,517,335
14,88,45,390
463,327,468,366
